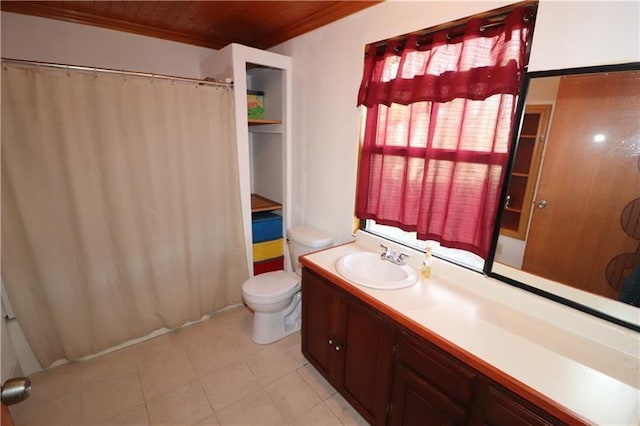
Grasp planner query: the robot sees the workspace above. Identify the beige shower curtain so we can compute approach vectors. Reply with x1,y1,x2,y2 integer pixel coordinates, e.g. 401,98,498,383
1,64,248,367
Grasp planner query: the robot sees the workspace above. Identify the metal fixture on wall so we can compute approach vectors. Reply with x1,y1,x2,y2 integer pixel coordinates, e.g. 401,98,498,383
1,377,31,406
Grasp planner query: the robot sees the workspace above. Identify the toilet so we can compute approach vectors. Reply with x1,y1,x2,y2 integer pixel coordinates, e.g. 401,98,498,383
242,225,333,344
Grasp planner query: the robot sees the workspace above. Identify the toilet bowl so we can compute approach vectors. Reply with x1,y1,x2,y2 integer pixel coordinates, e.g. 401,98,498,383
242,270,301,344
242,225,333,344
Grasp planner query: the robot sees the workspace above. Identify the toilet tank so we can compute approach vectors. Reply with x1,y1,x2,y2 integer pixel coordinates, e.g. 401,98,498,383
287,225,333,273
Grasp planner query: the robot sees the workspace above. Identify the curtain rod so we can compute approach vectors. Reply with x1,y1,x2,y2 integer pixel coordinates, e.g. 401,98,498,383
1,58,233,88
367,1,537,56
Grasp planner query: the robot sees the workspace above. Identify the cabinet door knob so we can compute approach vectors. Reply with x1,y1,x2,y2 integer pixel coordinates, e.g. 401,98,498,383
328,339,334,345
335,344,343,352
536,199,548,209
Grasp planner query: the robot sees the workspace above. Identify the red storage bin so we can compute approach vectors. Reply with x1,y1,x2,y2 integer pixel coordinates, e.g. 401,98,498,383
253,256,284,276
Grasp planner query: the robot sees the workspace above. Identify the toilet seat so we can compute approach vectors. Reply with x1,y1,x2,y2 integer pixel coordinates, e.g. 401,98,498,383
242,270,300,304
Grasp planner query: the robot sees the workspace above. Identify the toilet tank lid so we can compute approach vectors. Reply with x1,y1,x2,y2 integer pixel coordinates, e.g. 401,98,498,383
288,225,333,248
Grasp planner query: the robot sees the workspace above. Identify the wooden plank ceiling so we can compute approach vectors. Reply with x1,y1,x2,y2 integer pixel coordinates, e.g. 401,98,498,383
1,1,380,50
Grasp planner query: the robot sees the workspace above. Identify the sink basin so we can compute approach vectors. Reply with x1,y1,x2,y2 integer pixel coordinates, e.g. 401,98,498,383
335,252,418,289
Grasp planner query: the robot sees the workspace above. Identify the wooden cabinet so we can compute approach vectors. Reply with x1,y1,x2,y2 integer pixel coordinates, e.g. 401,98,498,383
391,330,565,426
301,266,572,426
501,105,551,239
301,268,394,425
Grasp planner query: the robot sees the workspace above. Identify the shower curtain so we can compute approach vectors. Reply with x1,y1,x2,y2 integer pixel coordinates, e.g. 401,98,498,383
1,64,249,367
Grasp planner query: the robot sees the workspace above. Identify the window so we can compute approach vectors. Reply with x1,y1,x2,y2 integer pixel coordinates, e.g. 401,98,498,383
365,219,485,270
356,5,536,266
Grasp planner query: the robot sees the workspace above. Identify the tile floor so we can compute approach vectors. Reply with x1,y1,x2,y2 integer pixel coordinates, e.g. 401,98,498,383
10,306,369,426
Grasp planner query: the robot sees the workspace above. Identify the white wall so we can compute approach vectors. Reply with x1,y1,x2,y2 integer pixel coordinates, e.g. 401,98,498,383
529,1,640,71
272,0,640,244
1,11,216,78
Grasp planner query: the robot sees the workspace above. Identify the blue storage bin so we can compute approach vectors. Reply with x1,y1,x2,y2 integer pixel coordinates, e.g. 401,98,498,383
252,212,283,243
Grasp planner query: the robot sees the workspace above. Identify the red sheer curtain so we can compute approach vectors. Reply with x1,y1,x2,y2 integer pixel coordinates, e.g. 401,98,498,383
356,7,534,258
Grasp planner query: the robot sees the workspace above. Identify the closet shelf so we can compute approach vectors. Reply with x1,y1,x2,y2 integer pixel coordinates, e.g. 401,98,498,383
504,207,523,213
251,193,282,212
248,119,282,125
500,105,551,240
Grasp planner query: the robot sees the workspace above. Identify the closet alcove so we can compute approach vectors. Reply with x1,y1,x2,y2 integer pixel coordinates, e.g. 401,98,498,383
201,44,292,276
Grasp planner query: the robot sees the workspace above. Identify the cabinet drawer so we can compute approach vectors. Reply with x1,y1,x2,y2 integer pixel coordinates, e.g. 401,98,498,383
397,331,476,404
477,384,565,426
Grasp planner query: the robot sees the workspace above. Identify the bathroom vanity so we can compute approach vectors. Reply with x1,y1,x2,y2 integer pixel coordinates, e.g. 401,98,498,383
303,267,394,424
300,233,640,426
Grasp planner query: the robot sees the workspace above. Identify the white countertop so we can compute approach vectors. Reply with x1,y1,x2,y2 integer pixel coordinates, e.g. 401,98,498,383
302,231,640,426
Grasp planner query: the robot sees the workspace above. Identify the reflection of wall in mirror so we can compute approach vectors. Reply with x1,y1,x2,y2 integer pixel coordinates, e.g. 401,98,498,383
496,76,559,268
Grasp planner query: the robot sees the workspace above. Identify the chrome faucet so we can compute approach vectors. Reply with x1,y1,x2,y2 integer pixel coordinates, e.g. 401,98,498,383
379,244,409,265
380,244,392,261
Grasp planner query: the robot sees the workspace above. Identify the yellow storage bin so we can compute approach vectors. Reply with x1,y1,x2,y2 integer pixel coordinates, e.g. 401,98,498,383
253,238,284,262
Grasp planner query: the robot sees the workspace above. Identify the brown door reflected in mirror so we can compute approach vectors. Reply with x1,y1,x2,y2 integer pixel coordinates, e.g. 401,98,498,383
522,71,640,301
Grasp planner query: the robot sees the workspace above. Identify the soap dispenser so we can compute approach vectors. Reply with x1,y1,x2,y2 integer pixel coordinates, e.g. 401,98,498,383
422,247,432,278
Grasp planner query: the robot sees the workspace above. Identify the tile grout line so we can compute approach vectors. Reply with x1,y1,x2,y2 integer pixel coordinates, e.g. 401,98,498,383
134,366,152,426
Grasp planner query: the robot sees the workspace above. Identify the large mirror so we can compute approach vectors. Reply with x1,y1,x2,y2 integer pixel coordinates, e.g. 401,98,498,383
487,63,640,331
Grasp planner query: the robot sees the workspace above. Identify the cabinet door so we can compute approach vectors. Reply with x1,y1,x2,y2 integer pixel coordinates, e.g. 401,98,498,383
302,269,394,425
301,268,345,384
389,363,468,426
341,297,394,425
